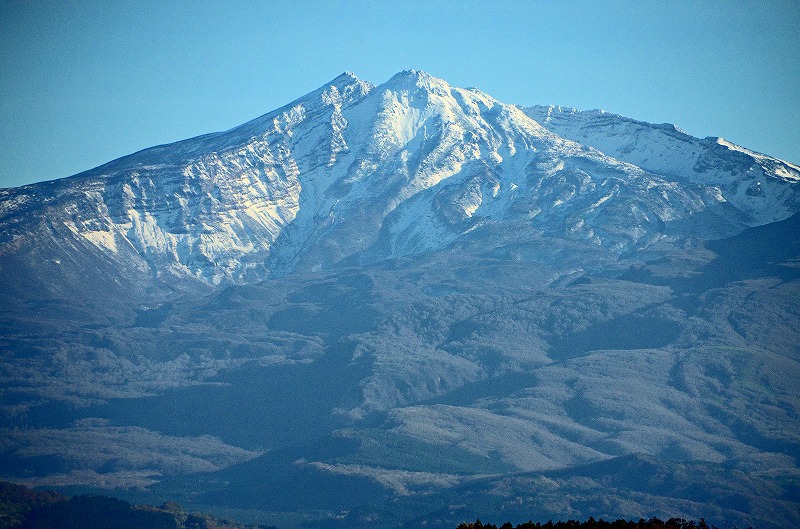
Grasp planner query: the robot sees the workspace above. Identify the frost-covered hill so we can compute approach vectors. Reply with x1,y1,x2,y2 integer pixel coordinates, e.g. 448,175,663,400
1,71,799,529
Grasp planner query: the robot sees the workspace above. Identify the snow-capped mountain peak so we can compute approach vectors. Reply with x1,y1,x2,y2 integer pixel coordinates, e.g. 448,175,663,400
0,71,797,289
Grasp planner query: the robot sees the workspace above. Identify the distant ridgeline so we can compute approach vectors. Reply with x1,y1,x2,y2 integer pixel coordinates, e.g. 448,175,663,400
0,482,272,529
0,482,748,529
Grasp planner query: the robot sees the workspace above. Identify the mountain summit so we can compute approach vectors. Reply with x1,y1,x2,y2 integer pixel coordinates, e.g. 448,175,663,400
1,71,797,291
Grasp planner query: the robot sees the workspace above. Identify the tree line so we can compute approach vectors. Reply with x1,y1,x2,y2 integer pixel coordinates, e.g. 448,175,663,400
456,517,746,529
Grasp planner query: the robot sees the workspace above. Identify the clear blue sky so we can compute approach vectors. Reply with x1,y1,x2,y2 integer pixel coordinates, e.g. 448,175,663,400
1,0,799,188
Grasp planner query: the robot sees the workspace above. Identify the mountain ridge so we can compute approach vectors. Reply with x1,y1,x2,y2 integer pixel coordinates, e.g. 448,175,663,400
1,70,797,289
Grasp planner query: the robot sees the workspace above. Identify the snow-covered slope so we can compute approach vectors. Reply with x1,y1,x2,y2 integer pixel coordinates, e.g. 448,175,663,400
1,71,798,289
524,105,800,223
0,72,373,287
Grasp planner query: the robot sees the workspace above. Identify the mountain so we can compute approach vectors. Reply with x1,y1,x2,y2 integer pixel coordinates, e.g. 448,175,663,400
2,71,797,292
1,71,799,529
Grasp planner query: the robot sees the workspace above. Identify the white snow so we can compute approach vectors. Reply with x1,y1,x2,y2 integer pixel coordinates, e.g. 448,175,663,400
0,70,797,284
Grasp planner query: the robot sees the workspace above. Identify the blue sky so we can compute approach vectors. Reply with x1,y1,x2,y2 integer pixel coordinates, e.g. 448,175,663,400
1,0,799,188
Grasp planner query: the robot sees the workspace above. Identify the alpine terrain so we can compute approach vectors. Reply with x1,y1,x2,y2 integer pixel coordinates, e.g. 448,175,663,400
1,71,798,529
